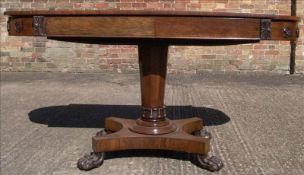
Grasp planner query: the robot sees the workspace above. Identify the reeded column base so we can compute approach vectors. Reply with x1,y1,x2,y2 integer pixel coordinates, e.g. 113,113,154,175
129,118,177,135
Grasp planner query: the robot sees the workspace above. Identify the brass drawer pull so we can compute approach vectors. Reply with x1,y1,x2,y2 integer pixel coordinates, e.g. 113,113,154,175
282,26,291,38
15,19,23,33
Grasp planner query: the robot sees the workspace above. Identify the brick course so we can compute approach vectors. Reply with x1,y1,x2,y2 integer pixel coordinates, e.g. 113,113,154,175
0,0,303,73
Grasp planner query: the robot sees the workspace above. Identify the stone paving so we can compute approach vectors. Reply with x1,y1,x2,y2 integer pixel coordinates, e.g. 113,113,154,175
1,72,304,175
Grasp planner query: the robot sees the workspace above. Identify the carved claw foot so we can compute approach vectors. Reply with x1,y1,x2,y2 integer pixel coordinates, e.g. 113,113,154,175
196,154,224,171
77,128,111,171
193,129,212,139
77,152,104,171
192,129,224,171
96,128,112,137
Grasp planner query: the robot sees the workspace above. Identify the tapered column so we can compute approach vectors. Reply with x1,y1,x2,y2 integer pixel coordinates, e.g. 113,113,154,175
130,42,176,135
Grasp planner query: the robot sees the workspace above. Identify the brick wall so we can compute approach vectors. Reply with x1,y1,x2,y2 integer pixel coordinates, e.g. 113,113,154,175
0,0,303,74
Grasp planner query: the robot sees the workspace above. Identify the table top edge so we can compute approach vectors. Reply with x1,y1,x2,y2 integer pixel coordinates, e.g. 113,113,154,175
4,10,300,21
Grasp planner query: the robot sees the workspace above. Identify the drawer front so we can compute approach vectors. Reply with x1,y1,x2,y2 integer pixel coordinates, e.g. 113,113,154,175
155,17,261,40
7,16,298,41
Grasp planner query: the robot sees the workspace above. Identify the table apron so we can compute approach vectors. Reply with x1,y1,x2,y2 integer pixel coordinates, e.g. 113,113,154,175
7,16,298,41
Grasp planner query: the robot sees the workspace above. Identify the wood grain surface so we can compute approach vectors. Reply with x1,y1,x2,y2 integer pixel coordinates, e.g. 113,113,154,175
6,15,299,40
93,117,209,154
4,10,300,21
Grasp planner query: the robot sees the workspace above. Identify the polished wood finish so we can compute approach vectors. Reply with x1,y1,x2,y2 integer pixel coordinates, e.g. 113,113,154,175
138,43,167,108
4,9,300,171
46,17,154,37
93,117,209,154
7,17,33,36
271,21,298,40
6,10,299,41
4,10,300,21
130,43,177,135
155,17,260,40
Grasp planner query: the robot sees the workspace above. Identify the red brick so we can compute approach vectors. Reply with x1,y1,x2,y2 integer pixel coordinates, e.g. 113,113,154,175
132,3,146,8
118,3,132,8
95,3,108,9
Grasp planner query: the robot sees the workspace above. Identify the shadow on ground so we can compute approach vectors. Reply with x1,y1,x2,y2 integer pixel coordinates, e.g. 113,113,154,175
28,105,230,162
28,104,230,128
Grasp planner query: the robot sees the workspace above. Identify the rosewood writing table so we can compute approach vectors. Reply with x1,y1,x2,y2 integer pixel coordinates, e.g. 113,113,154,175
5,10,299,172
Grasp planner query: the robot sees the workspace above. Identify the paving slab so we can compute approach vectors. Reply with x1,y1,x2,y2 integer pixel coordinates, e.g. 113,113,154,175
1,72,304,175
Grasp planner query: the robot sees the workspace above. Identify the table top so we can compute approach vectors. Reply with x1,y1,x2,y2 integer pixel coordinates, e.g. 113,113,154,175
4,10,299,21
5,10,300,42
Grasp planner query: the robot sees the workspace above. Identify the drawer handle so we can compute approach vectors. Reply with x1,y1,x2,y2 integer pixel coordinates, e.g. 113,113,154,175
15,19,23,33
282,27,291,38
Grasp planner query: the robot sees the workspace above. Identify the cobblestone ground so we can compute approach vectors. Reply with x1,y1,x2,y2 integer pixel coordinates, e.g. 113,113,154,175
1,72,304,175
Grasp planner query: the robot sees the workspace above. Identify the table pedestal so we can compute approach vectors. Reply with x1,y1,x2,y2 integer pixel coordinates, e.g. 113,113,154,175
77,43,223,172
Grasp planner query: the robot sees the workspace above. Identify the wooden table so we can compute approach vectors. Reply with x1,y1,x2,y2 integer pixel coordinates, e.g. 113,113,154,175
5,10,299,172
